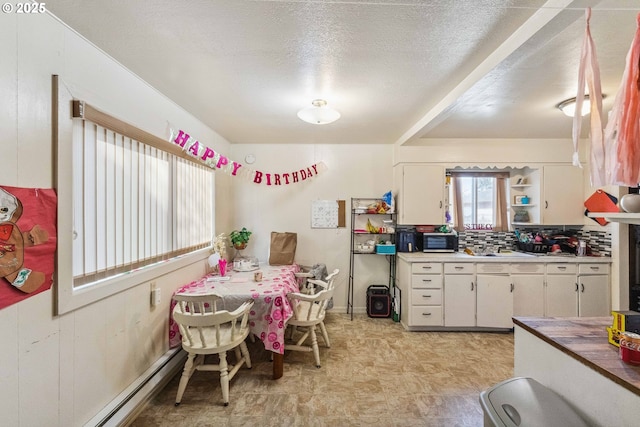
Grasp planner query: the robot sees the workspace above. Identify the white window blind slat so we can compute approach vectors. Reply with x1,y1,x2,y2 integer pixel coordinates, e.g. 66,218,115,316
72,118,213,286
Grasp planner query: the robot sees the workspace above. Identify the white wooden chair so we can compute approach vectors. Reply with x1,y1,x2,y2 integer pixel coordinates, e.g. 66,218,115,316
307,269,340,346
172,293,253,406
285,287,334,368
295,266,339,294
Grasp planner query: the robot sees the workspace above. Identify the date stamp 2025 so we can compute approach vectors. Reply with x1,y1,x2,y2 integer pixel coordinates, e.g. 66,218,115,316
2,2,47,14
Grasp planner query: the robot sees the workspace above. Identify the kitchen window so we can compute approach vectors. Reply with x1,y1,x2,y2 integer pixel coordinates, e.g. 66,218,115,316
449,171,509,232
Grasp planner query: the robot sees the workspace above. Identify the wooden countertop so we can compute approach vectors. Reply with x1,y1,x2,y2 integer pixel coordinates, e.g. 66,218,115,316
513,317,640,397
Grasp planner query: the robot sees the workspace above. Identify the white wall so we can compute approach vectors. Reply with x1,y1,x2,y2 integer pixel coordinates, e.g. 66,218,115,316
228,144,394,312
0,12,232,426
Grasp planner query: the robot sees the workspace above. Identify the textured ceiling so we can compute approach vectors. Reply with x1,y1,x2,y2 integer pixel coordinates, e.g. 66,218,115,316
45,0,640,145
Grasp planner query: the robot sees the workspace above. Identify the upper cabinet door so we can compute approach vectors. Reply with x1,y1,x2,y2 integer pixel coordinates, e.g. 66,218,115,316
398,165,445,225
542,165,584,225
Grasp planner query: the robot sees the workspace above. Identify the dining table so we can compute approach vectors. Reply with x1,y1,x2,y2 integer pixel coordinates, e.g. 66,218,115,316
169,263,301,379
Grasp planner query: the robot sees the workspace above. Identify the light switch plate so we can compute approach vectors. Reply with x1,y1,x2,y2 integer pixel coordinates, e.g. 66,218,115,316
151,286,161,306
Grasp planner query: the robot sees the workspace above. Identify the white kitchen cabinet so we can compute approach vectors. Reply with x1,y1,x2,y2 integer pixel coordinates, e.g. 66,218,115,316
542,165,584,225
577,275,609,316
510,263,545,317
577,263,610,317
396,164,445,225
444,263,475,327
397,259,444,328
397,255,610,332
545,263,610,317
476,264,513,329
545,264,579,317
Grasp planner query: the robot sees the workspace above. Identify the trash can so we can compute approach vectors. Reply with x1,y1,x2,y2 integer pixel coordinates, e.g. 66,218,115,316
479,377,590,427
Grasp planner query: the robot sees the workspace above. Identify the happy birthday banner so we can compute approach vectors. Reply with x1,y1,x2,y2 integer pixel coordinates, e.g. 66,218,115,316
169,128,327,185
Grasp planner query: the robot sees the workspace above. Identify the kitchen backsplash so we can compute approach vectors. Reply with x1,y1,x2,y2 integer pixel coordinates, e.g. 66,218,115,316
459,228,612,256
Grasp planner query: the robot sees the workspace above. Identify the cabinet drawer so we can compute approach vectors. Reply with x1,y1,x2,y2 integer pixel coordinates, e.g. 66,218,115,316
444,263,475,274
410,305,443,326
411,262,443,274
546,264,577,274
411,274,443,289
411,289,443,305
476,263,509,274
578,263,610,275
510,263,545,274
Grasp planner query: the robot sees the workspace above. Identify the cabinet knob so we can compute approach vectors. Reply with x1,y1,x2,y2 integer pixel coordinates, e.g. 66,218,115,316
422,294,432,298
422,312,432,316
422,279,432,282
454,266,463,270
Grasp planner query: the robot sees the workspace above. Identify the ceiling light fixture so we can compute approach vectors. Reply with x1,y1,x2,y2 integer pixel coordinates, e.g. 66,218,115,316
297,99,341,125
557,95,605,117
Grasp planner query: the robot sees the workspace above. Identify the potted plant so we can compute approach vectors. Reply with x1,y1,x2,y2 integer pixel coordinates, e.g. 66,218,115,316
230,227,252,250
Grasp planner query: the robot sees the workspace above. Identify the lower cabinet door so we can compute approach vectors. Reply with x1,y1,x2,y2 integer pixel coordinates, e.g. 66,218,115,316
444,275,476,327
578,275,610,317
476,274,513,328
546,275,578,317
513,274,545,317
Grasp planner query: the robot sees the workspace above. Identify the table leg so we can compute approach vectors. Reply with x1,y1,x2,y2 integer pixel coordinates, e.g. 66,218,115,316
273,352,284,379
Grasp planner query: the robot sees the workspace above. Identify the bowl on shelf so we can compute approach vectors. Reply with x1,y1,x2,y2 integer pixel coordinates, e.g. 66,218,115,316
620,194,640,213
355,243,375,253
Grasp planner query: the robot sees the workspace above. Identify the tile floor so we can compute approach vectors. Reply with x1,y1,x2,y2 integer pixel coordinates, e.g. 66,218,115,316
130,313,514,426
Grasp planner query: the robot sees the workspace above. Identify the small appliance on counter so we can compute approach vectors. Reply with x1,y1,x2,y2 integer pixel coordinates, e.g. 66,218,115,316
423,229,458,253
396,229,422,252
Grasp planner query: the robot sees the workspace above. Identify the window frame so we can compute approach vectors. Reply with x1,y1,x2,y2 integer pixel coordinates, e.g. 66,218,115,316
449,170,509,232
54,77,212,314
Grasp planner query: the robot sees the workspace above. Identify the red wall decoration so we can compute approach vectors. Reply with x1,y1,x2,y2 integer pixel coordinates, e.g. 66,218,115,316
0,186,57,310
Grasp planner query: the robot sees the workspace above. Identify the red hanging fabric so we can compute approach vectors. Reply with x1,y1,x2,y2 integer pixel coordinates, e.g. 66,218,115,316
605,12,640,186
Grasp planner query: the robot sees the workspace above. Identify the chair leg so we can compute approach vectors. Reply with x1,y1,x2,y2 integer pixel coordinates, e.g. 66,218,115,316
175,353,197,405
309,327,321,368
234,346,242,365
240,341,252,369
219,351,230,406
319,321,331,347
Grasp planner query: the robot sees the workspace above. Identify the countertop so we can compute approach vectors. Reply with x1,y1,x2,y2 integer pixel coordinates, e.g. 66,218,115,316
513,317,640,397
397,251,611,263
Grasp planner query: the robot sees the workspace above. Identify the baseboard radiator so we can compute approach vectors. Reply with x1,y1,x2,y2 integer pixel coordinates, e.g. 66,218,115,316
85,347,186,427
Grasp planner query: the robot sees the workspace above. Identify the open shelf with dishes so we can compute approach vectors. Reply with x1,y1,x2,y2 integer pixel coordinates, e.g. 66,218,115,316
510,168,541,226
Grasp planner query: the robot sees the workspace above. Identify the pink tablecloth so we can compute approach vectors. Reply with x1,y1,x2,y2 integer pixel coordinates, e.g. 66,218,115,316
169,264,300,354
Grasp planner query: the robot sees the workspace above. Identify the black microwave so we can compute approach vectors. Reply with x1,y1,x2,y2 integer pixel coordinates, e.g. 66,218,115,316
423,232,459,253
